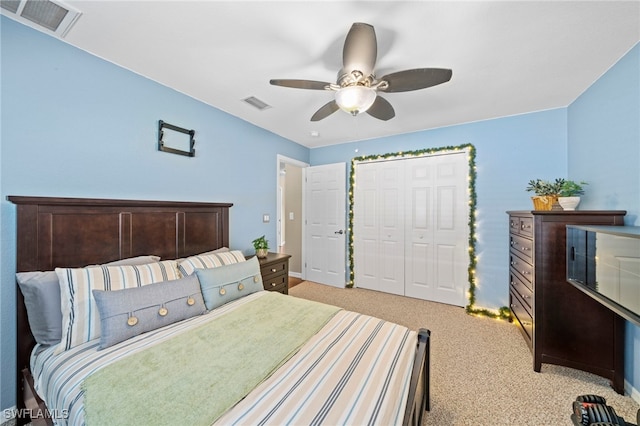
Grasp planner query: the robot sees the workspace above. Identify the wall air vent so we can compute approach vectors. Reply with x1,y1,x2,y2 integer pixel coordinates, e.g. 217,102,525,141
243,96,271,111
1,0,81,37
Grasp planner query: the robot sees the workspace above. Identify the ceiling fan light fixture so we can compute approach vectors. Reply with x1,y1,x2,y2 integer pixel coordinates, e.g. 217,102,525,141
334,85,376,116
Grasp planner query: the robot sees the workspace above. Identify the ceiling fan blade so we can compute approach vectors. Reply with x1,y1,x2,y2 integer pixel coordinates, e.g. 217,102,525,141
366,96,395,121
270,79,331,90
379,68,452,93
342,22,377,76
311,100,340,121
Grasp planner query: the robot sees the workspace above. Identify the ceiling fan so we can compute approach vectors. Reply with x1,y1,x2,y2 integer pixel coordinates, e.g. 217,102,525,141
269,22,453,122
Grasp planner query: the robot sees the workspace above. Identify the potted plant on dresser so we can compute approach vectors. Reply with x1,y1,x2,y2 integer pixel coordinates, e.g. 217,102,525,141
525,178,587,210
526,178,564,210
557,180,587,210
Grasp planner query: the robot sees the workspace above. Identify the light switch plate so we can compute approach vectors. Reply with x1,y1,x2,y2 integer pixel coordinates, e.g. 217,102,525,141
263,214,270,223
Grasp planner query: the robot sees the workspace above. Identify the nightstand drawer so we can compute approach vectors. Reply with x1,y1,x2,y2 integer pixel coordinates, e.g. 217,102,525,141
260,260,287,280
263,273,287,293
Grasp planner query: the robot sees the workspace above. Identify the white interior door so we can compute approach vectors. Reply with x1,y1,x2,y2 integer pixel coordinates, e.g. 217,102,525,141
404,153,469,306
303,163,346,287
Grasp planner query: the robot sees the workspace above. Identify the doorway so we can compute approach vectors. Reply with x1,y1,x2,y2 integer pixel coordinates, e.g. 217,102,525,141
277,155,308,280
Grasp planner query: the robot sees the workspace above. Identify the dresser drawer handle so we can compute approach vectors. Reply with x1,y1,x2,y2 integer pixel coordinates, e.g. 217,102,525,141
521,293,530,300
521,320,532,326
521,270,530,275
271,268,277,272
521,247,530,251
271,282,276,287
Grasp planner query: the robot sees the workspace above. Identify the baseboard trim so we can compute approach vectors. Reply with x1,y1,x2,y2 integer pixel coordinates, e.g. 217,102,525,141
626,379,640,405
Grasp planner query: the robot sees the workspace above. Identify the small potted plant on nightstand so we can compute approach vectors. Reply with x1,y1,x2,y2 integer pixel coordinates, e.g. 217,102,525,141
557,180,587,210
252,235,269,258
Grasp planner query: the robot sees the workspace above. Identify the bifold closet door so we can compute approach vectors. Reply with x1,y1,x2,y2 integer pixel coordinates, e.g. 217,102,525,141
353,161,404,295
404,154,469,306
354,153,469,306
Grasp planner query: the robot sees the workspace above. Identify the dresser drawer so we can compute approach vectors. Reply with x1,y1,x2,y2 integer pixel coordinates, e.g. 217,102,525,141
518,217,533,238
509,215,533,238
510,251,533,285
510,290,533,344
260,260,288,280
510,271,533,314
510,233,533,262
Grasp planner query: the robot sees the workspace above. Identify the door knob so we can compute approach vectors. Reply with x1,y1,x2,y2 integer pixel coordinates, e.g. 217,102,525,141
334,230,344,234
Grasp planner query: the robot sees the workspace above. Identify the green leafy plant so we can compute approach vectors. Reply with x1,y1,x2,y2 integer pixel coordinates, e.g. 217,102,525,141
525,178,565,196
559,180,588,197
252,235,269,250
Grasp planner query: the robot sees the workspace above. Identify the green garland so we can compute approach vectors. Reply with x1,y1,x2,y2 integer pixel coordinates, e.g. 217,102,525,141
347,143,510,320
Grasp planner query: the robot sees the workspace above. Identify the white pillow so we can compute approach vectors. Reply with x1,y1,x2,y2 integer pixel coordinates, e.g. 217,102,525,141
55,260,179,353
177,250,246,276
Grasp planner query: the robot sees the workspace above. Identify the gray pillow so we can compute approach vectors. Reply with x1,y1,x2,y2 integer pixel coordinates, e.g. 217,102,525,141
92,275,206,349
16,255,161,346
195,257,263,311
16,271,62,346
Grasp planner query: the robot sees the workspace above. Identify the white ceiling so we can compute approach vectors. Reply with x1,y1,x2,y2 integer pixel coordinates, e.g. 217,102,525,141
6,1,640,148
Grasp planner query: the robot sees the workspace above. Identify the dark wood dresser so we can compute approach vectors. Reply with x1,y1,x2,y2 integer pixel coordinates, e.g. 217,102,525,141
251,252,291,295
507,210,626,393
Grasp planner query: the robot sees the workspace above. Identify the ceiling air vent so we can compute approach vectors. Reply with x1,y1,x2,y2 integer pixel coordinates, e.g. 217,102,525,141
243,96,271,111
1,0,81,37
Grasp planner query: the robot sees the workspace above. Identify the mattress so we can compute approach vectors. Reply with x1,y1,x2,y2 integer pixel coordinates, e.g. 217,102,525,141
31,291,416,425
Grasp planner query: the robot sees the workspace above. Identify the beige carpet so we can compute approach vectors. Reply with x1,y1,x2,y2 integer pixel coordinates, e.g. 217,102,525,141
289,281,640,426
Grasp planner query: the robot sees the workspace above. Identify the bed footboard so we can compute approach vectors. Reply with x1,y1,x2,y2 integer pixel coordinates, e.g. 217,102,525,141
402,328,431,426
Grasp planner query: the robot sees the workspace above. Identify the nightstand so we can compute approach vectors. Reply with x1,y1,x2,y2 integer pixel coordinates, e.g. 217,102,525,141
251,252,291,295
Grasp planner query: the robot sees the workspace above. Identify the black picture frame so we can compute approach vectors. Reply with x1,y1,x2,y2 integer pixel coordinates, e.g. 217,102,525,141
158,120,195,157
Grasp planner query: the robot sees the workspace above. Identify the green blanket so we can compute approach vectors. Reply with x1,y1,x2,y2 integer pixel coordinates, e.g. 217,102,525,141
83,292,341,426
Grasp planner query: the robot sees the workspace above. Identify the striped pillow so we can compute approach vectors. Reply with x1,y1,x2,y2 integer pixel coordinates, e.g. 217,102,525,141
55,260,179,353
178,250,246,276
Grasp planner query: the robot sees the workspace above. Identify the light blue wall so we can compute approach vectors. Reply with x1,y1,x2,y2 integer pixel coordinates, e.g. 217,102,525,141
311,109,569,310
568,42,640,399
0,17,308,411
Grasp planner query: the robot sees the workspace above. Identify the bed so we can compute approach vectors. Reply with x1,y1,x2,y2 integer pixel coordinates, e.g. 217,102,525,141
9,196,431,426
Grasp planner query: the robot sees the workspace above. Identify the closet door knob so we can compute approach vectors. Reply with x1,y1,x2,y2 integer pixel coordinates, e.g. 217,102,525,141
334,230,344,234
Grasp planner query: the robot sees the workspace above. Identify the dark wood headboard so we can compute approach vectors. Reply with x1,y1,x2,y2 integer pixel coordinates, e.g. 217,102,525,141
8,196,233,418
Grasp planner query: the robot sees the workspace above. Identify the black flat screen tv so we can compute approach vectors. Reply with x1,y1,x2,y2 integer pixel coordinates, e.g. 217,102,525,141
567,225,640,327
